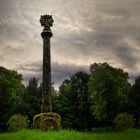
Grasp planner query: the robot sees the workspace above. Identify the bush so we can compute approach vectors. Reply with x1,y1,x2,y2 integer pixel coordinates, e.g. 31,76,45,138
114,112,134,131
8,114,29,132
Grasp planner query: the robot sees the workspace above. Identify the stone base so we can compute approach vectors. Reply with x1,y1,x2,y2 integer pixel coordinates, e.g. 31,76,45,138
33,112,61,131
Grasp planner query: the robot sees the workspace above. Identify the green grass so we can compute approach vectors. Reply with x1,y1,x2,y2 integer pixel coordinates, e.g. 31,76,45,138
0,129,140,140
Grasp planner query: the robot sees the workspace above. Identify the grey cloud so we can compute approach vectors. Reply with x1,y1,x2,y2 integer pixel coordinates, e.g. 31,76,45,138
17,61,89,88
1,0,140,87
16,61,42,73
89,0,140,71
39,0,140,76
0,54,4,60
114,45,137,69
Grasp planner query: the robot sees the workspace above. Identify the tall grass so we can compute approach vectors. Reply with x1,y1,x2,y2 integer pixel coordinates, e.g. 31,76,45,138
0,129,140,140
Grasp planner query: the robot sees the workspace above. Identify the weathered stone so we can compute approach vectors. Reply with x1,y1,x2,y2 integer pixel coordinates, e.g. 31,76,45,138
40,14,53,112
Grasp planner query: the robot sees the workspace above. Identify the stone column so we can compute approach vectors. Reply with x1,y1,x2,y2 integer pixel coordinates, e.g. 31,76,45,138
40,14,54,112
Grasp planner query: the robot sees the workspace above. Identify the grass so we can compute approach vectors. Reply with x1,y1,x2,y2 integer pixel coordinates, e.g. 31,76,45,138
0,129,140,140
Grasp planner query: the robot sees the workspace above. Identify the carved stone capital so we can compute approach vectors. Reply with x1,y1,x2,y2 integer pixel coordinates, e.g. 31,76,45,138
40,14,54,37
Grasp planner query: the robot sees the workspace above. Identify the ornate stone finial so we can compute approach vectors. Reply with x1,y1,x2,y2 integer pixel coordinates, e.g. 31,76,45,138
40,14,54,35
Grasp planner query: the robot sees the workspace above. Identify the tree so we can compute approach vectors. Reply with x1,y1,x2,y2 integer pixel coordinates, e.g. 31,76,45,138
89,63,130,123
53,79,74,129
54,72,92,130
128,76,140,126
0,66,23,131
16,77,41,126
70,72,92,130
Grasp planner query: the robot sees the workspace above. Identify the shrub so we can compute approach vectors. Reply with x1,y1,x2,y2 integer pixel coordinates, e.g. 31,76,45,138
8,114,29,132
114,112,134,131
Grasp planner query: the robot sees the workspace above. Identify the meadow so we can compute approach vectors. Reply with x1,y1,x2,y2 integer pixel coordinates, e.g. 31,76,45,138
0,129,140,140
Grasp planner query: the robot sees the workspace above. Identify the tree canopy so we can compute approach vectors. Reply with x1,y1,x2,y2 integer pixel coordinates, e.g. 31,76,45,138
54,72,92,130
89,63,130,122
0,66,23,131
1,63,140,131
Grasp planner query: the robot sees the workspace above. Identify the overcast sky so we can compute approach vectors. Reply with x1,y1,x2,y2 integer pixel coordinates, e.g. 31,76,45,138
0,0,140,88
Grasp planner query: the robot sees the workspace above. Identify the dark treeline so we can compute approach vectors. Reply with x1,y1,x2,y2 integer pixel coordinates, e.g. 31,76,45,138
0,62,140,131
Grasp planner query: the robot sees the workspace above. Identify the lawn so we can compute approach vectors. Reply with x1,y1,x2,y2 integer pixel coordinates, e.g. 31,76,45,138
0,129,140,140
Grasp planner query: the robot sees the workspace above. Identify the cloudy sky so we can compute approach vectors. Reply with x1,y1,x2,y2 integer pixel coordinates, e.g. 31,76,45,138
0,0,140,88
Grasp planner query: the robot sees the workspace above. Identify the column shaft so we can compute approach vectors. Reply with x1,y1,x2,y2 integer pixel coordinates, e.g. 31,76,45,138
41,36,52,112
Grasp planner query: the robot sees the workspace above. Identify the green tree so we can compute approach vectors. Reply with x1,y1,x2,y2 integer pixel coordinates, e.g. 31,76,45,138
128,76,140,126
0,66,23,131
89,63,130,123
54,72,92,130
16,77,41,126
13,84,25,114
70,72,92,130
53,79,74,129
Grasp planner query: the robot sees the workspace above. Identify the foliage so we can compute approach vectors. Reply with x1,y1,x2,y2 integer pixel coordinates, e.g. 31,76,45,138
114,112,134,131
8,114,29,132
89,63,130,122
53,80,73,129
15,77,41,126
0,66,23,131
53,72,93,130
127,76,140,127
33,112,61,131
1,63,140,131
